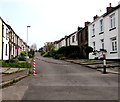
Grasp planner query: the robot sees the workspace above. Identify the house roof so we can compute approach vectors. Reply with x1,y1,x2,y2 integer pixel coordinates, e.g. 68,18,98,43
88,3,120,26
103,4,120,17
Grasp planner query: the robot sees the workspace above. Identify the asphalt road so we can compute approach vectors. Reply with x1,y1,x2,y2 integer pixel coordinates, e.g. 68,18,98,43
2,53,119,101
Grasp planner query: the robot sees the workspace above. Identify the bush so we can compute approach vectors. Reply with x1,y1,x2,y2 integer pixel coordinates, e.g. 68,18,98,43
49,48,57,57
2,61,32,68
57,46,80,57
28,49,35,56
59,57,66,60
43,52,50,57
5,59,19,63
84,46,93,54
54,54,64,59
68,53,80,59
17,56,26,61
28,54,34,58
20,51,27,56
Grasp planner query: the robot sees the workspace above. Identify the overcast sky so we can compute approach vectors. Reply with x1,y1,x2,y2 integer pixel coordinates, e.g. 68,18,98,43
0,0,119,49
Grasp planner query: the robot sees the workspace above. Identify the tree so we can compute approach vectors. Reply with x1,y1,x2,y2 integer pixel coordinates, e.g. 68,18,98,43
31,43,37,51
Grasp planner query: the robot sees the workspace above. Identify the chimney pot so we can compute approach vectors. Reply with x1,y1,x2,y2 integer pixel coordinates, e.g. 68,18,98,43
93,15,99,21
106,3,114,13
109,3,112,7
85,21,91,27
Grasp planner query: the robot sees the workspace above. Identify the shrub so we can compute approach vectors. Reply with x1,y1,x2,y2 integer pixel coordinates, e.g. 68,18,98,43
18,56,26,61
2,61,32,68
28,54,34,58
84,46,93,54
67,53,80,59
54,54,64,59
43,52,50,57
5,59,19,63
59,57,66,60
57,46,80,57
49,48,57,57
20,51,27,56
28,49,35,56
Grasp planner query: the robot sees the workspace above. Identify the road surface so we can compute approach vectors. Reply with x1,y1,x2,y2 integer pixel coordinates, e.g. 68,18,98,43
2,53,119,101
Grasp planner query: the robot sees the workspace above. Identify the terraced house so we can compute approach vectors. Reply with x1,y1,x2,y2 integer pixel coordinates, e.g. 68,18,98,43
0,17,29,60
54,31,78,50
88,2,120,59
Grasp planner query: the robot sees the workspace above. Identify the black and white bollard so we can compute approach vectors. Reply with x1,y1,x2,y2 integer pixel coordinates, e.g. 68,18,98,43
103,59,107,74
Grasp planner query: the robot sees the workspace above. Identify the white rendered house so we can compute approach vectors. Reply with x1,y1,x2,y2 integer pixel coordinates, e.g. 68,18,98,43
0,17,9,60
88,3,120,59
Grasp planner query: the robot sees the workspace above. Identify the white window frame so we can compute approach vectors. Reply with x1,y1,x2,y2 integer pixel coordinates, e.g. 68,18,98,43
110,13,115,29
72,35,75,43
93,42,95,51
100,39,104,49
92,24,95,36
100,19,103,32
111,37,117,52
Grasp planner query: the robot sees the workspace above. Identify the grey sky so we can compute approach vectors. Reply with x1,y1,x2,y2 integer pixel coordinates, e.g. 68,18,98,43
0,0,119,49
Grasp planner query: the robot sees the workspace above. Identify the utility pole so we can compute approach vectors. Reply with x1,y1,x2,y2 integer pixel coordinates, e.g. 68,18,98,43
26,26,31,59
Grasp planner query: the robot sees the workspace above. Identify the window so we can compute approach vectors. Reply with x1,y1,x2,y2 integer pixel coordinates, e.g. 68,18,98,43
110,14,115,29
92,24,95,37
101,39,104,49
6,28,8,40
6,44,7,56
2,24,4,37
72,35,75,43
100,19,103,32
111,37,117,52
76,34,78,41
93,42,95,51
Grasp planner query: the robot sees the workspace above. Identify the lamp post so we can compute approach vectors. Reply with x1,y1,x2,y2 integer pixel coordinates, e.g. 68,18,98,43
26,26,31,59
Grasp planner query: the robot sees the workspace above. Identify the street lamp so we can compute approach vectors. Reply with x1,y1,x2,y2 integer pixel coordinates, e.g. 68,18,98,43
26,26,31,59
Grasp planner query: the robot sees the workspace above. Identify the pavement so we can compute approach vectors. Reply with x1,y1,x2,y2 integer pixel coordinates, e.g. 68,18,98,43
65,59,120,74
0,58,33,88
0,67,29,88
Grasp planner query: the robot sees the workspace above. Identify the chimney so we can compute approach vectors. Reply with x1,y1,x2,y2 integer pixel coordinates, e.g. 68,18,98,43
93,15,99,21
77,26,83,31
119,1,120,5
106,3,114,13
85,21,91,27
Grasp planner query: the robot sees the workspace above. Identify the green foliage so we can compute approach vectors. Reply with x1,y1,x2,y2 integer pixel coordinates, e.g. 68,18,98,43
5,59,19,63
28,49,35,56
54,54,64,59
17,56,26,61
28,54,34,58
49,48,57,57
57,46,80,58
20,51,27,56
68,53,80,59
43,52,50,57
2,61,32,68
84,46,93,54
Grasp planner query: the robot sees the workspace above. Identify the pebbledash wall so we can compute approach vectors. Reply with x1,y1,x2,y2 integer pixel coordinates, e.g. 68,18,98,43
88,3,120,59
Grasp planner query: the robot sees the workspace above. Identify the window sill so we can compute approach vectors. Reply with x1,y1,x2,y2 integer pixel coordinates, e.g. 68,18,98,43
109,27,116,31
99,32,104,35
92,35,95,37
110,52,117,54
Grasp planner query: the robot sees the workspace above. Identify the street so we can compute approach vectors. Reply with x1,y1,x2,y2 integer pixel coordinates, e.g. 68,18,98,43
2,53,118,101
